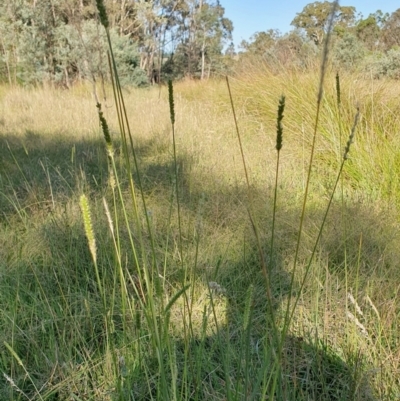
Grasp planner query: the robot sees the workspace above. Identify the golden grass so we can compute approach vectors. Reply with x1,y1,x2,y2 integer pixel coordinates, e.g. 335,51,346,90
1,69,400,399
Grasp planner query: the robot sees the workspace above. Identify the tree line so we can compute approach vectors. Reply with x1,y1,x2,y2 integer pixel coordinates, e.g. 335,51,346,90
240,2,400,79
1,1,400,87
0,0,233,87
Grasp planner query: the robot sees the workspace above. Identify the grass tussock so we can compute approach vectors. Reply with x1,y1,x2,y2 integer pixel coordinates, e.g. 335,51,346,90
1,43,400,400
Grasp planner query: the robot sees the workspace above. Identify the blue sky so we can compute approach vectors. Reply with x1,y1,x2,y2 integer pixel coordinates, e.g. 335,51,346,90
221,1,399,47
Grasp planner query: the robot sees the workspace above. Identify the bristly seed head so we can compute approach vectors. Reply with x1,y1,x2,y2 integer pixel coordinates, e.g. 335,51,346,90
276,95,285,151
80,194,97,264
344,106,360,160
96,103,111,143
336,72,341,106
168,80,175,125
95,0,109,29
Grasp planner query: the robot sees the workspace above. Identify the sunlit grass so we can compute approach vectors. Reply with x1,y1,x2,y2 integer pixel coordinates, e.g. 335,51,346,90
0,61,400,400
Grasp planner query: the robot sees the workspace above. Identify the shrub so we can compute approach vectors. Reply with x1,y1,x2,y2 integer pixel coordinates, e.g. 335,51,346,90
333,32,366,70
364,48,400,79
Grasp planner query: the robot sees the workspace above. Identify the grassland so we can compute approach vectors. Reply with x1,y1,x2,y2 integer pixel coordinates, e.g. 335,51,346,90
0,67,399,400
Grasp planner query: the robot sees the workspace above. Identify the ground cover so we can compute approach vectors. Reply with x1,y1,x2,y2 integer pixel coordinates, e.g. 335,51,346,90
0,68,399,400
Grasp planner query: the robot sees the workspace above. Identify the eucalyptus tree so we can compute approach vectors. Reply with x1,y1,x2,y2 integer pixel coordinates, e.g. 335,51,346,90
239,30,280,57
0,0,232,85
356,15,381,51
196,1,233,79
291,1,356,45
381,9,400,49
164,0,232,79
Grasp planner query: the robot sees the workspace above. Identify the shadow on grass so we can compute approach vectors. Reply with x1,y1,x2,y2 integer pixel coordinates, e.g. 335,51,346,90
0,130,387,400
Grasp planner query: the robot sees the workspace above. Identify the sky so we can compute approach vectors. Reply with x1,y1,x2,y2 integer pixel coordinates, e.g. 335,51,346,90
221,1,399,48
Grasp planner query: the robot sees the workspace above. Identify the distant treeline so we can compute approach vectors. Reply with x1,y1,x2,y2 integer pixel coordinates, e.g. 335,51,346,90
239,2,400,79
1,1,400,87
0,0,233,87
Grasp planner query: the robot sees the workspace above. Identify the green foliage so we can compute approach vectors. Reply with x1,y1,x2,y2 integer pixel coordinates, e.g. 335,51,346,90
0,0,148,87
108,30,149,87
239,29,280,55
364,49,400,79
356,15,380,50
4,0,400,85
291,1,354,44
333,32,365,69
166,0,234,80
381,8,400,49
53,21,146,87
237,2,400,80
239,30,318,72
274,30,319,67
0,0,233,86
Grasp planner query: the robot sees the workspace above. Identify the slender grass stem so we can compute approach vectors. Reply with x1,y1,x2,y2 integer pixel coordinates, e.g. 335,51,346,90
282,0,339,339
289,108,360,324
226,76,277,331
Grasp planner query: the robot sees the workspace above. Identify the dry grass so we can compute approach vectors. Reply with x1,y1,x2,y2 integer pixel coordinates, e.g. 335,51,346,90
0,69,399,400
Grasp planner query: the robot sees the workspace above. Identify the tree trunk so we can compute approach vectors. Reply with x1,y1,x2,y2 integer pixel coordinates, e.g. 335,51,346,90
200,37,206,80
148,46,155,84
120,0,126,35
0,36,12,85
64,67,70,88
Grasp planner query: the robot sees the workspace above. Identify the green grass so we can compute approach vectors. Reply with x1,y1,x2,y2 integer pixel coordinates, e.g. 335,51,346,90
1,31,400,400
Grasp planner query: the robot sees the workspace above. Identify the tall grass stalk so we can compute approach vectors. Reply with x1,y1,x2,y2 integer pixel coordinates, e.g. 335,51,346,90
92,2,204,399
226,75,280,372
225,76,276,320
4,342,44,401
226,75,285,399
270,95,285,269
265,94,286,399
168,78,193,397
290,107,360,326
336,71,351,321
282,0,339,336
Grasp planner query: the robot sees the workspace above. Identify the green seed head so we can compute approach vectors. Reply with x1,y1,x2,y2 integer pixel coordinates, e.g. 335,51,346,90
80,194,97,263
344,106,360,160
276,95,285,151
96,102,112,146
168,80,175,125
336,72,341,106
95,0,109,28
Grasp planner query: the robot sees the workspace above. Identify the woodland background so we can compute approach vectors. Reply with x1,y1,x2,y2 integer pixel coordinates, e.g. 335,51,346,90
2,0,400,87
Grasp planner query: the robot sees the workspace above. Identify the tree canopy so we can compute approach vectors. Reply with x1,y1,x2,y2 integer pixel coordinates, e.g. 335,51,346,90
0,0,233,86
2,1,400,86
239,2,400,80
291,1,356,44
